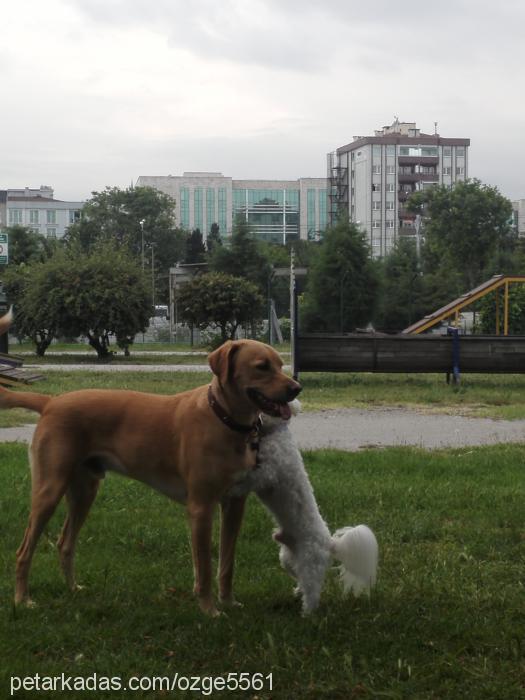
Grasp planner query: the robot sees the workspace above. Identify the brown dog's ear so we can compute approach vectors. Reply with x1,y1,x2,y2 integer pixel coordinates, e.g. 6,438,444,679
208,341,240,385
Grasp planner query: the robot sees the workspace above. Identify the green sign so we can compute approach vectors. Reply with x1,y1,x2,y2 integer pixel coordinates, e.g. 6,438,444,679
0,233,8,265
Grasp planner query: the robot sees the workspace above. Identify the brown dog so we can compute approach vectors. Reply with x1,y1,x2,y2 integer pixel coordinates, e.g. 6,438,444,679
0,327,301,615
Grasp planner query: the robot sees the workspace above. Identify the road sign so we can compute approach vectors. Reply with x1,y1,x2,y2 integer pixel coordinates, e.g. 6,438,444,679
0,233,8,265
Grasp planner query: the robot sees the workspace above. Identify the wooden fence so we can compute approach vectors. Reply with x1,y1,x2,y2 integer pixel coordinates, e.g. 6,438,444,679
292,332,525,378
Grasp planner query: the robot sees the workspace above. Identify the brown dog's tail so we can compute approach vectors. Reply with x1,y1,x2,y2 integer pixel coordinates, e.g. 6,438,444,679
0,386,50,414
0,307,13,337
0,309,50,414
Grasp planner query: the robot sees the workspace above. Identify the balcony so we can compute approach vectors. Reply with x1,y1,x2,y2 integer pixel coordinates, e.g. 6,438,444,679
398,172,419,183
398,171,439,183
398,156,439,167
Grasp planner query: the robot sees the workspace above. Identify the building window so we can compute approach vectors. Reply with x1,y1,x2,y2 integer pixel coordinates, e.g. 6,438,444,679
386,145,396,156
46,228,57,238
307,189,316,237
443,167,452,175
456,167,465,176
30,227,40,235
386,220,394,229
386,165,395,174
9,209,23,225
69,209,81,224
29,210,40,224
372,201,381,210
206,189,215,231
319,189,327,231
372,220,381,228
456,147,465,156
386,201,395,210
443,147,452,157
180,188,190,228
46,210,57,225
218,188,227,234
372,184,381,192
372,165,381,174
194,188,203,231
386,183,395,192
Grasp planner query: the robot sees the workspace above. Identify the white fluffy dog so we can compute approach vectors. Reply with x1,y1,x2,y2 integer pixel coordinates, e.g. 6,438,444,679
231,401,378,614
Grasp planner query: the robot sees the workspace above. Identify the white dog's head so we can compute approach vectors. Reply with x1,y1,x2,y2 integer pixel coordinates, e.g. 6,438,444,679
260,398,301,432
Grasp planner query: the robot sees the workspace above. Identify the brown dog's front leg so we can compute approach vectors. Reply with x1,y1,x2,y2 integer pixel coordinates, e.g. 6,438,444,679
187,501,218,616
218,494,246,606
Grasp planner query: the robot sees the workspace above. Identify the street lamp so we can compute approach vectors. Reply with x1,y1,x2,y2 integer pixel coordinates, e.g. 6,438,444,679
139,219,146,271
150,243,156,310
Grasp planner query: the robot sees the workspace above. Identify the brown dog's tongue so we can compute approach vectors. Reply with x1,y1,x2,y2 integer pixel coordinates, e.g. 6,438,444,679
280,403,292,421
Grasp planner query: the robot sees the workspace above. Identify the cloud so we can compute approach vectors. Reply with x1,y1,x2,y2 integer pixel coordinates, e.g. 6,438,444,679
70,0,329,71
2,0,525,202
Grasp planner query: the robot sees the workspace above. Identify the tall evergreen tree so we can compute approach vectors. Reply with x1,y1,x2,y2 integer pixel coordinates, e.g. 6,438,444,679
375,238,425,332
207,223,222,253
301,219,379,332
185,229,206,264
210,217,271,293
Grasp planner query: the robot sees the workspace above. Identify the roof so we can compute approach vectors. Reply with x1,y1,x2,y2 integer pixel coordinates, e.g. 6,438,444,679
337,134,470,155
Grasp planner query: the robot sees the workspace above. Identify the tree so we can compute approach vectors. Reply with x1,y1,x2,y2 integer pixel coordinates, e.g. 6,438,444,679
375,238,426,332
65,186,186,302
4,244,151,357
301,219,379,332
407,179,514,290
478,285,525,335
207,223,222,253
210,217,271,293
3,226,50,266
185,229,206,264
178,272,265,342
2,264,58,354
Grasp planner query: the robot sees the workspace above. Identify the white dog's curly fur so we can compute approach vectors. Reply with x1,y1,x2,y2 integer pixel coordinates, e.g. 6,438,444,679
231,400,378,614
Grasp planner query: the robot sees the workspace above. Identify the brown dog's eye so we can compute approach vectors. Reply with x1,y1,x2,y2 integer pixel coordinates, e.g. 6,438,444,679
256,360,271,371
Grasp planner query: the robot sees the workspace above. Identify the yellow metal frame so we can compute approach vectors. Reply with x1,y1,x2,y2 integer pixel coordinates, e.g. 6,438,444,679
407,275,525,335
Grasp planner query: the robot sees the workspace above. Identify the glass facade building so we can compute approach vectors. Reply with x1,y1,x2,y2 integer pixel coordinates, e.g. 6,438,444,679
232,187,300,244
136,173,329,243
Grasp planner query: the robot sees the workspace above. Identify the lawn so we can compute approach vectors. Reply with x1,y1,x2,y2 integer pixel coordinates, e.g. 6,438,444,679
0,443,524,699
4,368,525,429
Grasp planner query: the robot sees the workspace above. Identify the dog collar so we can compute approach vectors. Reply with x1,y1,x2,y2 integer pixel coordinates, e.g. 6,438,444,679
207,385,262,438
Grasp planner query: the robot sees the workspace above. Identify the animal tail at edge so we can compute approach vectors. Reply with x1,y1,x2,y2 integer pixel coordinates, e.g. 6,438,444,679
0,307,50,414
330,524,378,596
0,386,50,414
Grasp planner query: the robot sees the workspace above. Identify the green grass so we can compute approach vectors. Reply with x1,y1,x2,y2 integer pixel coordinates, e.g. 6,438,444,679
12,341,206,354
5,369,525,429
0,443,524,699
0,371,212,427
13,341,291,356
21,353,209,366
300,371,525,419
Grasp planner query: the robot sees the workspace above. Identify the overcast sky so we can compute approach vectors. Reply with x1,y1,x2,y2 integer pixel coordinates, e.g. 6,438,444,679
2,0,524,202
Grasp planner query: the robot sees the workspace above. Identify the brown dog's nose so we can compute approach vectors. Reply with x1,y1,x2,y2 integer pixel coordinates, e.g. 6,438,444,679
286,382,302,401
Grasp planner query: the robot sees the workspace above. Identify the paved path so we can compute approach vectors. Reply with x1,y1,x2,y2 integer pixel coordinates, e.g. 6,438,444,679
29,364,212,372
2,408,524,451
290,407,525,451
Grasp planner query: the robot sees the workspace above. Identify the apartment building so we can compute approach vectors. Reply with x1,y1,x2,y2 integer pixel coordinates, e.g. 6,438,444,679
136,172,328,243
327,119,470,256
1,186,84,238
512,199,525,236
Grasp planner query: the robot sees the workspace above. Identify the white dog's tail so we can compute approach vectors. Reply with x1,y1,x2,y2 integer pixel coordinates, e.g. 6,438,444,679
330,525,378,596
